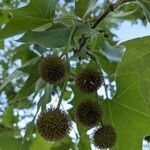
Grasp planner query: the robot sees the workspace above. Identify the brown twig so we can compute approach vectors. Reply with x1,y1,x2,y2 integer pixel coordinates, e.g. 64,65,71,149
91,4,115,29
75,3,116,53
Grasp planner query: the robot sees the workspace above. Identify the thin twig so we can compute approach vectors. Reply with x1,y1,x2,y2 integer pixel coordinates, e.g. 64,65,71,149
57,26,76,108
91,4,115,28
75,3,116,53
56,76,69,109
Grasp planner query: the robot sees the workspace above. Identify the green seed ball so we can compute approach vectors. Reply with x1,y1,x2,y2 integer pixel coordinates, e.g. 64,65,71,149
36,109,71,141
38,55,67,84
75,67,102,93
76,100,102,127
93,125,117,149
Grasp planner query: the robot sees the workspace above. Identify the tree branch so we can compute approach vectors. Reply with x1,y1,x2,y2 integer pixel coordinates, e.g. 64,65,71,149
75,3,116,54
91,4,115,29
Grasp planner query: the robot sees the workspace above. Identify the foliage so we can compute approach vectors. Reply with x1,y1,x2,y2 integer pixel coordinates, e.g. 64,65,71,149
0,0,150,149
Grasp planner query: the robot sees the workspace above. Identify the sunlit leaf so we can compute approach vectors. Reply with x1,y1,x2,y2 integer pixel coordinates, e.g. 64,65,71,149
0,0,59,39
117,36,150,107
19,24,98,48
100,73,150,149
75,0,93,19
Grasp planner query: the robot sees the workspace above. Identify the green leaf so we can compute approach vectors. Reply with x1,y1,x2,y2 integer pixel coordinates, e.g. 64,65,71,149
78,134,91,150
10,57,40,104
3,81,34,109
71,84,97,106
7,63,43,108
73,24,98,38
23,121,35,143
11,74,38,104
63,90,72,100
0,123,10,132
0,134,31,150
31,135,73,150
100,73,150,149
88,34,118,75
93,50,118,75
30,134,51,150
118,0,136,4
117,36,150,107
3,83,16,101
137,0,150,21
12,44,38,64
0,10,10,24
0,40,4,49
38,84,52,111
0,70,22,91
19,57,40,75
101,42,125,62
19,25,71,48
83,0,97,19
89,34,105,50
0,0,59,39
50,137,74,150
54,15,76,27
13,98,34,109
75,0,92,18
2,107,18,128
34,78,46,93
19,24,98,48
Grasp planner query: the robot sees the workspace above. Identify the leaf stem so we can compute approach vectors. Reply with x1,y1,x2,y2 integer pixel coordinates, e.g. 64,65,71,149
56,76,69,109
86,51,109,99
57,26,76,108
56,27,77,109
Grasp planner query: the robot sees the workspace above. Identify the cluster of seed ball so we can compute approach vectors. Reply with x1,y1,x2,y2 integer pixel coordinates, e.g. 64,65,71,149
37,55,117,148
76,99,117,148
74,66,117,148
37,55,70,141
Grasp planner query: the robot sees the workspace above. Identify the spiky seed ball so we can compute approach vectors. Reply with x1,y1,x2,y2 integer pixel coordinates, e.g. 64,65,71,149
76,100,102,127
38,55,67,84
75,67,102,93
36,108,71,141
93,125,117,149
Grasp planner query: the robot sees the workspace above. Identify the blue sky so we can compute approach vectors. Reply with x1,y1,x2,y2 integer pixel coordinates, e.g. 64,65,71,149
112,20,150,42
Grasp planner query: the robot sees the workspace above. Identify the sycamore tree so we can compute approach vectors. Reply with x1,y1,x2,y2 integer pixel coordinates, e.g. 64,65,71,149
0,0,150,149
